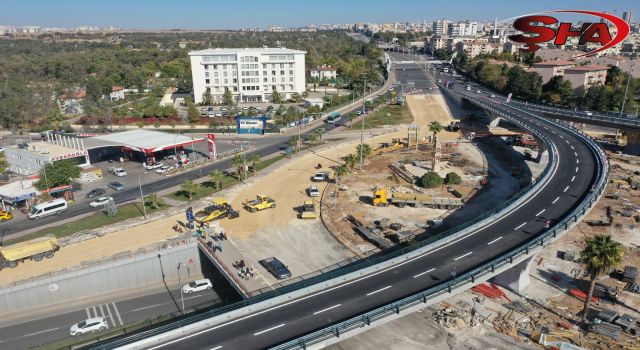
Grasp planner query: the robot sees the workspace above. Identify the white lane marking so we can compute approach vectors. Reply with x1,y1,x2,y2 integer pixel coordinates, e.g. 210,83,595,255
86,307,91,319
514,222,527,230
565,140,570,144
313,304,342,315
559,135,564,139
552,197,560,204
551,130,556,134
413,268,436,278
253,323,286,336
210,346,223,350
129,303,164,312
576,159,579,164
536,209,546,217
366,285,392,296
487,236,503,245
112,302,123,326
571,176,575,182
104,303,115,328
570,145,574,150
574,152,577,157
21,328,59,337
575,167,579,173
564,186,570,193
145,138,563,349
454,252,473,261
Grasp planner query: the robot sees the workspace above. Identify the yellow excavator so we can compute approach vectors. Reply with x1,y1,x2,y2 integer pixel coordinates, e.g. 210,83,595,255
243,195,277,213
196,198,239,223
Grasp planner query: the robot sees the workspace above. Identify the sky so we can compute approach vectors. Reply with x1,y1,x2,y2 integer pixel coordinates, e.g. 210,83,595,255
1,0,639,29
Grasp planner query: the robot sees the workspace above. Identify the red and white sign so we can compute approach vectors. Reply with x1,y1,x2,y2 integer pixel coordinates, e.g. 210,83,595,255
207,134,217,160
50,150,88,162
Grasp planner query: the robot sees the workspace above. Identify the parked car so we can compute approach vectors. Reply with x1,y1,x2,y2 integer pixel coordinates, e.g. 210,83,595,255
69,317,108,336
312,171,329,182
85,188,106,198
215,112,222,117
109,167,127,177
89,196,113,208
476,90,482,94
144,162,164,170
182,278,213,294
308,185,319,197
490,94,496,98
155,165,172,174
0,211,13,222
259,257,292,279
108,182,125,191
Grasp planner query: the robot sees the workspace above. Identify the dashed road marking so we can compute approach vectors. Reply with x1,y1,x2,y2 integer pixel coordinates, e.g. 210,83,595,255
487,236,503,245
536,209,546,217
570,145,574,150
21,328,59,338
571,176,575,182
514,222,527,230
366,286,392,296
413,268,436,278
552,197,560,204
575,167,579,173
254,323,286,336
564,186,570,193
313,304,342,315
454,252,473,261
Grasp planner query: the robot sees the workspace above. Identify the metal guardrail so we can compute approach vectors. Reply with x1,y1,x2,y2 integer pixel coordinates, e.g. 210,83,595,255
87,90,565,350
506,100,640,128
269,95,609,350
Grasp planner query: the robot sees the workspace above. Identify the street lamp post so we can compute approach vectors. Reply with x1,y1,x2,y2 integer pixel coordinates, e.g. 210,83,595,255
177,262,185,315
138,175,146,219
359,76,367,170
621,62,634,116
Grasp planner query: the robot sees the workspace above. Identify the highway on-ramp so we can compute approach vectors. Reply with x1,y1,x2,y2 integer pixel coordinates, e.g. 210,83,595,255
115,63,600,350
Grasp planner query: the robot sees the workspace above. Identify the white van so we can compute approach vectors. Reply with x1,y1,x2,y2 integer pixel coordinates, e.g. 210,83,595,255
29,199,67,219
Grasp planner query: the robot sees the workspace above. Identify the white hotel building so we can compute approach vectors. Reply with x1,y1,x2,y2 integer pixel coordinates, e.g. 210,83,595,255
189,48,306,104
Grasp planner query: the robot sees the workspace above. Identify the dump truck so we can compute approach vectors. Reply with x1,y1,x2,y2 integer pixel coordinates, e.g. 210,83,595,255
513,134,538,149
300,200,317,219
373,188,463,209
196,198,239,224
243,195,276,213
0,236,59,270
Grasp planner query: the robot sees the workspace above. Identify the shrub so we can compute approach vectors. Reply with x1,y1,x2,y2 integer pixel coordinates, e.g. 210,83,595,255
420,171,443,189
445,172,462,185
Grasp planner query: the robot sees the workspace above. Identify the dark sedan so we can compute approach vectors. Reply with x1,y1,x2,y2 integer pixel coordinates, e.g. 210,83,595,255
259,257,291,280
85,188,106,198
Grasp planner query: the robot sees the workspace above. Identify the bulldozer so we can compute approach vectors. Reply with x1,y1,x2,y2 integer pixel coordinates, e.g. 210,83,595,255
300,200,317,219
196,198,239,224
373,188,463,209
243,195,276,213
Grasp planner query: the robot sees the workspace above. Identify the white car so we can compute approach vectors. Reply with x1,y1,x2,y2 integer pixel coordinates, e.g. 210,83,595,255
490,94,496,98
155,165,172,174
308,185,319,197
69,317,108,336
476,90,482,94
89,196,113,208
182,278,213,294
312,172,329,182
144,162,164,170
113,168,127,177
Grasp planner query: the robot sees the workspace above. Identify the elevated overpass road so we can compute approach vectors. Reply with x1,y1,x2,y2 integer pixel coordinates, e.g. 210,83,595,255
144,74,597,349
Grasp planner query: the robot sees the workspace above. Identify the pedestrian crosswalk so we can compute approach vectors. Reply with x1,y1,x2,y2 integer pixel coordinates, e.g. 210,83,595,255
85,302,124,328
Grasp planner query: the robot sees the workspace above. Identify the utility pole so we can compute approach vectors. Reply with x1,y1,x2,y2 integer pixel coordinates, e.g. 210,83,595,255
138,175,146,218
177,263,185,315
621,62,634,116
359,76,367,170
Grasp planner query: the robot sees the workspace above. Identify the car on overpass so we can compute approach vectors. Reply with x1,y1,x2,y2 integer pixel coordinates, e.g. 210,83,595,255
182,279,213,294
259,257,292,279
69,317,107,336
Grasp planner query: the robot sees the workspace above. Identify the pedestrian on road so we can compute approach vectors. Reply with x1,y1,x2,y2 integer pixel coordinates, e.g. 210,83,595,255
218,242,223,252
451,267,457,279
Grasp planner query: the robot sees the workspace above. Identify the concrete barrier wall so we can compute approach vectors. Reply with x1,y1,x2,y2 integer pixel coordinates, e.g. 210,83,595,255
0,240,201,315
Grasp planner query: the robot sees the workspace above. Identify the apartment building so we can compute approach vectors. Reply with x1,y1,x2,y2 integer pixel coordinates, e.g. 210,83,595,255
189,48,306,104
309,65,337,81
432,19,450,35
454,40,501,58
563,65,608,93
532,60,576,83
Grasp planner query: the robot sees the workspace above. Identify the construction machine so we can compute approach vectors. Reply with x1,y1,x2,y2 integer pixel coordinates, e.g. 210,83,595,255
243,195,276,213
300,200,317,219
0,236,59,270
196,198,239,223
373,188,463,209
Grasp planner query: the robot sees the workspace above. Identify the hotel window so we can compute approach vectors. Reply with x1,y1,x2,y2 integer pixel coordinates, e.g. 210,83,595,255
272,77,276,83
224,79,228,84
280,85,285,90
205,79,210,84
289,77,294,82
280,70,285,75
214,79,219,84
213,65,218,69
263,78,268,82
214,72,219,77
288,70,293,75
205,72,209,77
233,78,237,83
271,70,276,75
280,64,284,69
263,85,268,90
289,63,294,68
223,71,228,77
233,87,238,92
288,85,294,90
232,71,237,77
263,64,267,69
263,70,267,76
204,65,209,69
280,77,285,83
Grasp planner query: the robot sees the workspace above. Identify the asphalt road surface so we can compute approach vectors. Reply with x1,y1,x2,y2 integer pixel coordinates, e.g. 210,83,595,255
110,64,600,350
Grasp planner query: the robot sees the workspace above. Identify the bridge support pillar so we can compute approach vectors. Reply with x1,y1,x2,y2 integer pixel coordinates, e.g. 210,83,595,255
624,128,640,155
492,255,535,294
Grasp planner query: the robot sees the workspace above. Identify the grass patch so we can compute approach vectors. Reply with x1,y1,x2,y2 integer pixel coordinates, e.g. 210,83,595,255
348,104,413,129
9,202,170,244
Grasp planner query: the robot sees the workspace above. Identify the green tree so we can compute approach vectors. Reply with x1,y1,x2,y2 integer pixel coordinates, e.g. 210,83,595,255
315,128,326,141
272,90,283,104
47,108,65,132
85,76,103,102
356,143,372,159
181,179,199,201
444,172,462,185
248,154,261,176
104,197,118,217
145,193,164,209
291,92,302,103
420,171,443,189
187,104,200,124
542,76,574,106
222,88,235,106
202,90,214,106
231,154,247,180
580,235,624,328
35,159,81,190
209,169,224,190
335,164,349,184
0,153,8,173
429,121,444,144
343,153,358,170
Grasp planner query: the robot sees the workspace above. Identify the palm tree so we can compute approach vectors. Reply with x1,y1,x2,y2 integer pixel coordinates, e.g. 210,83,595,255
429,121,444,145
209,169,224,190
580,234,624,328
316,128,326,141
344,153,358,171
231,154,246,180
335,165,349,184
47,108,65,132
145,193,164,209
356,143,372,159
181,179,199,201
248,154,261,177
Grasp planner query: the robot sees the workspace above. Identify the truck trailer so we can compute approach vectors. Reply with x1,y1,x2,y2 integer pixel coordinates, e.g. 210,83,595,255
0,236,60,270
